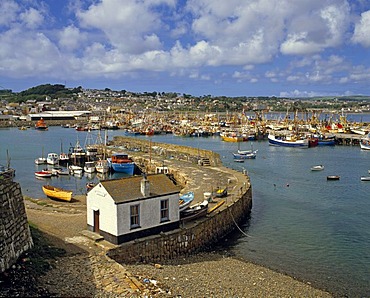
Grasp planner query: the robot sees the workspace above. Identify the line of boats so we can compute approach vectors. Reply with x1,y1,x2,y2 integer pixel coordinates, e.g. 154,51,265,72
309,164,370,181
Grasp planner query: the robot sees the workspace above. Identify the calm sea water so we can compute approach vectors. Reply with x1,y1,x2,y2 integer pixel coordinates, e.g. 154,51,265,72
1,123,369,297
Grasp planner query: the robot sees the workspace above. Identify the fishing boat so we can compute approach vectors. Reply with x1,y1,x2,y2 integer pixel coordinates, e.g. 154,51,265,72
107,153,135,175
311,165,324,171
42,185,73,202
35,170,52,178
46,152,59,165
69,165,83,175
268,133,309,148
69,138,86,166
179,191,195,211
317,135,336,146
84,161,96,173
180,200,209,222
35,118,48,130
360,133,370,150
95,158,109,174
220,132,246,142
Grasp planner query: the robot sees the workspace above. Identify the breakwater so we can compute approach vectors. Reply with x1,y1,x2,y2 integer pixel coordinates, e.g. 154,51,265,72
107,136,252,263
0,179,33,272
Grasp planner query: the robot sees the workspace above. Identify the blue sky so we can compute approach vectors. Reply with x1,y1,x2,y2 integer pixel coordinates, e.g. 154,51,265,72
1,0,370,97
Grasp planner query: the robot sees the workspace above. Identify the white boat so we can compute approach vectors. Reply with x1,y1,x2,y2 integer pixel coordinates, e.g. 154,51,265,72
69,165,83,175
35,147,47,164
35,170,52,178
47,153,59,165
95,159,109,173
311,165,324,171
360,176,370,181
179,191,195,212
83,161,96,173
268,134,309,148
360,133,370,150
35,157,47,165
52,167,69,176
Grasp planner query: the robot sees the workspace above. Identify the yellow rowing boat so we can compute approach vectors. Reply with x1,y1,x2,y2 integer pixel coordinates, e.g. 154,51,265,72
42,185,73,202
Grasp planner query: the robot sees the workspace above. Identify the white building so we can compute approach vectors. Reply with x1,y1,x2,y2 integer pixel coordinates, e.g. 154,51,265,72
86,174,181,244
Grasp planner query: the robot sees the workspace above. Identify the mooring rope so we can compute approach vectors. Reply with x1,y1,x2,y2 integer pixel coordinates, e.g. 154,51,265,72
228,205,253,238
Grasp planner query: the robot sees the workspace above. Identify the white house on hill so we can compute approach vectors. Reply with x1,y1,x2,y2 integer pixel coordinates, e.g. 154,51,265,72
86,174,181,244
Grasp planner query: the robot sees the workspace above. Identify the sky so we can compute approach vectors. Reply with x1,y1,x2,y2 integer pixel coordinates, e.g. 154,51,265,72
1,0,370,97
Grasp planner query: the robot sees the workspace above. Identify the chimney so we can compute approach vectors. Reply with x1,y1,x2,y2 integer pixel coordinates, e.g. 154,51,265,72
140,174,150,197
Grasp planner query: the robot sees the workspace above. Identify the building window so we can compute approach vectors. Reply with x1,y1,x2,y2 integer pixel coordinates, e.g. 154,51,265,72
160,199,169,222
130,204,140,229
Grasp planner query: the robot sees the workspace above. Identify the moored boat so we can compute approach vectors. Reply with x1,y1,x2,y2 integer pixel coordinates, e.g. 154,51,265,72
232,150,257,159
179,191,195,211
268,133,309,148
95,159,109,173
360,133,370,150
34,156,47,165
35,170,52,178
360,176,370,181
42,185,73,202
107,153,135,175
83,161,96,173
327,175,340,180
35,118,48,130
180,199,209,222
46,153,59,165
311,165,324,171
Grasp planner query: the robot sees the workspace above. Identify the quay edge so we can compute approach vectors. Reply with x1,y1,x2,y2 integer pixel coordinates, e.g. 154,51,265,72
106,136,252,264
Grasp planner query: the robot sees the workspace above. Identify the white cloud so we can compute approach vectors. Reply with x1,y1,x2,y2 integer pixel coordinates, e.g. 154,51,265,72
59,25,86,51
352,10,370,47
0,28,62,77
281,2,350,55
76,0,173,54
0,0,19,27
20,7,44,29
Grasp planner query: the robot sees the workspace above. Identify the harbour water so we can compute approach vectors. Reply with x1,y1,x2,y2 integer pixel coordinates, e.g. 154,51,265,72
1,125,369,297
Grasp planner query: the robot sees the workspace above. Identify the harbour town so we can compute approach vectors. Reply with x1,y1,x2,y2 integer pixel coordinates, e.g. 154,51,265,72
1,85,370,297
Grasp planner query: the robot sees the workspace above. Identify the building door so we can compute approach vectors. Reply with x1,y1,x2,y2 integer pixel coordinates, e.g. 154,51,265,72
93,210,100,233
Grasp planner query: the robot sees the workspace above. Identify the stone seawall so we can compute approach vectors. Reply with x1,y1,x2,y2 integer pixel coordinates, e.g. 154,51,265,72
0,181,33,272
107,137,252,264
110,136,222,167
108,187,252,264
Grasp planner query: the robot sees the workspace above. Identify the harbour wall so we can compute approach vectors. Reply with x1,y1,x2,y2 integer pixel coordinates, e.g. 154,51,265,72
0,180,33,272
107,137,252,264
108,187,252,264
108,136,222,167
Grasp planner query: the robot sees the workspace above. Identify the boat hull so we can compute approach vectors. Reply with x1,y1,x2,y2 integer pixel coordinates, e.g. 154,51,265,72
42,185,72,202
107,159,135,175
268,134,309,148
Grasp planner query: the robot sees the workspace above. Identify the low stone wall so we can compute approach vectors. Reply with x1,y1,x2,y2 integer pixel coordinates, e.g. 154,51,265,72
108,183,252,264
0,181,33,272
110,136,222,166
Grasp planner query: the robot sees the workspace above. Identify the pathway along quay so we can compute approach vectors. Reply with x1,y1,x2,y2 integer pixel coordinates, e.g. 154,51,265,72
14,136,333,297
106,136,253,263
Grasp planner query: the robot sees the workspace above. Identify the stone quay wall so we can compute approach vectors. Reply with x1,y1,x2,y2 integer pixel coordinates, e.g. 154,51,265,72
108,187,252,264
109,136,222,167
107,137,252,264
0,180,33,272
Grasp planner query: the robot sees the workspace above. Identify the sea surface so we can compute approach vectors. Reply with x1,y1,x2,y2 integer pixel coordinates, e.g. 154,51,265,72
1,121,369,297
